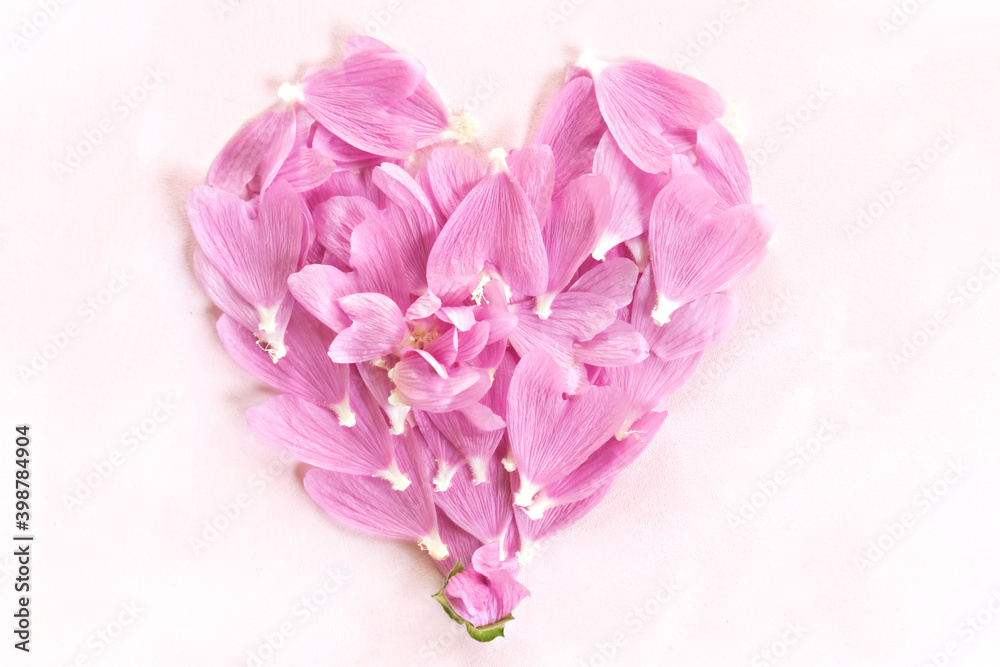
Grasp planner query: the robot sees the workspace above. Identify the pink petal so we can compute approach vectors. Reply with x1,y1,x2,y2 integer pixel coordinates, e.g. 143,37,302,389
507,144,555,230
311,125,384,170
568,256,639,309
514,482,611,548
421,146,487,222
301,49,425,157
426,152,549,296
455,321,490,363
390,351,492,413
373,163,439,293
287,264,359,333
392,76,449,149
506,349,630,504
648,174,775,322
246,384,401,483
187,181,304,327
348,220,409,310
313,195,380,270
437,306,477,331
414,410,465,491
599,352,701,429
193,249,259,332
435,455,513,545
591,130,669,258
272,108,337,192
303,168,384,211
631,271,740,361
511,292,618,345
434,510,483,574
208,105,296,198
342,35,448,148
589,59,725,173
328,292,406,363
405,293,442,320
217,310,351,420
534,75,606,196
357,362,410,434
530,411,667,513
541,173,611,300
303,427,445,557
428,405,505,481
572,320,649,367
694,120,751,209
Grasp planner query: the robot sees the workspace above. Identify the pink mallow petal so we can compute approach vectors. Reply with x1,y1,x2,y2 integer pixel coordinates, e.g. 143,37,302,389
434,510,483,575
572,319,649,367
599,352,702,433
631,271,739,362
272,108,337,192
693,120,752,210
389,350,492,413
303,426,446,558
373,163,440,293
507,349,631,506
568,256,639,309
187,180,304,333
514,483,611,557
534,75,606,196
287,264,359,333
526,411,667,517
507,144,555,231
313,195,381,271
538,173,611,311
217,310,351,423
301,47,424,157
591,130,669,259
208,105,296,198
246,381,406,487
421,146,487,222
327,292,406,363
648,173,775,323
435,454,514,546
426,151,548,296
587,58,725,174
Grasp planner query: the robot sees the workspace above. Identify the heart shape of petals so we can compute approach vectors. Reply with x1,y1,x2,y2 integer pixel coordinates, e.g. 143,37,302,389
188,35,774,642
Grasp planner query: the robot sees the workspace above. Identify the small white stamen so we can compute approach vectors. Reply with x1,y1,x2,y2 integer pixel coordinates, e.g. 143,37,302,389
533,292,556,320
488,147,509,174
256,304,280,335
376,460,412,491
513,479,542,507
469,458,488,485
433,461,459,492
591,233,618,262
278,82,305,104
419,526,450,560
651,293,682,326
525,494,556,521
575,50,607,77
501,454,517,472
440,110,479,143
330,397,356,427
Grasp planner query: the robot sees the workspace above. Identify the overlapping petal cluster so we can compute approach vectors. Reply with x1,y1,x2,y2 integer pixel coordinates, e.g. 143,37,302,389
187,36,773,640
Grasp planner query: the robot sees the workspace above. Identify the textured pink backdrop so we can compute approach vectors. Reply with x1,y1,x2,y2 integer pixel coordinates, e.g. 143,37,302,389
3,0,1000,665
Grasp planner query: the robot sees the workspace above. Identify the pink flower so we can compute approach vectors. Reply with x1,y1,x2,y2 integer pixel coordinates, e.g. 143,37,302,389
441,542,530,630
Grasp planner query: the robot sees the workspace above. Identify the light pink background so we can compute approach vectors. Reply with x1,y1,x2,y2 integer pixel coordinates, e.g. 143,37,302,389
3,0,1000,665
